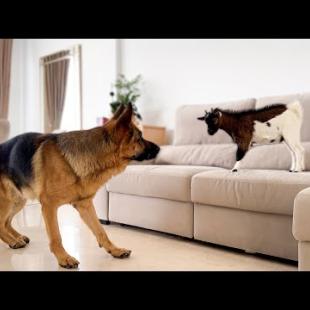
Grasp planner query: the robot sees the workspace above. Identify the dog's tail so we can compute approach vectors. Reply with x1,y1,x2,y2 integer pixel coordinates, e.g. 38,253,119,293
287,100,303,119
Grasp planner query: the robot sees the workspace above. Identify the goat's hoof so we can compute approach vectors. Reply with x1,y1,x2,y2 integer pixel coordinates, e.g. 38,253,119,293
232,169,238,173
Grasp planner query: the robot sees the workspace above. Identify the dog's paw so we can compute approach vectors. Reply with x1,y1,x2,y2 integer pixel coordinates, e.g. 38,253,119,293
58,255,80,269
17,235,30,244
22,236,30,244
9,239,27,249
110,248,132,259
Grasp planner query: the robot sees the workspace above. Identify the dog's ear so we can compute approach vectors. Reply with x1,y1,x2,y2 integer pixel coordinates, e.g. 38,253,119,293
111,104,126,121
116,102,133,128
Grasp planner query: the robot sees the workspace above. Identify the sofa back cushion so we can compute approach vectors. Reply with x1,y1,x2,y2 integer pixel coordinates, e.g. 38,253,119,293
256,92,310,141
155,143,310,171
155,144,236,168
173,98,256,145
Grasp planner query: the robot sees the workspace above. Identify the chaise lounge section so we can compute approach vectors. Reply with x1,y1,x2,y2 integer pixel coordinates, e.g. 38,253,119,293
293,187,310,270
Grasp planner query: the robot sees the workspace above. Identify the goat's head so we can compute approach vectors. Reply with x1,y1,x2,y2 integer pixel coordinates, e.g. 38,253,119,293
197,108,222,135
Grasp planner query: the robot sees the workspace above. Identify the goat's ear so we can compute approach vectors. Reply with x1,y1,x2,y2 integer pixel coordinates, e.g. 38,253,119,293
213,109,222,117
197,116,205,121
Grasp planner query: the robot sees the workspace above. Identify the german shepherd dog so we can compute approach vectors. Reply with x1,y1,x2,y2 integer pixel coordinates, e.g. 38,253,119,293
0,103,160,268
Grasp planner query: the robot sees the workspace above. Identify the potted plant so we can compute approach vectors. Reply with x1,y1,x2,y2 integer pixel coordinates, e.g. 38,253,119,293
109,74,143,129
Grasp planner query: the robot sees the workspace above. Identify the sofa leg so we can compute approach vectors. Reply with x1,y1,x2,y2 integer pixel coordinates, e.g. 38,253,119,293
298,241,310,271
99,219,110,225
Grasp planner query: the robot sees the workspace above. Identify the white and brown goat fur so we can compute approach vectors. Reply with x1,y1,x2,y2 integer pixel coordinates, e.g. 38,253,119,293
197,101,305,172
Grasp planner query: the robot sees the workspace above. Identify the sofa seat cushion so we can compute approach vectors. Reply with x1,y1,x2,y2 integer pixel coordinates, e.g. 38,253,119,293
192,169,310,215
107,165,223,202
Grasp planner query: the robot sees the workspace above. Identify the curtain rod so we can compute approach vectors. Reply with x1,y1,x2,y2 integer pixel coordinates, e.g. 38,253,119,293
40,45,80,66
40,55,72,66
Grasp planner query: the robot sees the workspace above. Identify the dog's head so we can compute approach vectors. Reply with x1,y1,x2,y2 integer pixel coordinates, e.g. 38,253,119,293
105,103,160,161
197,108,222,135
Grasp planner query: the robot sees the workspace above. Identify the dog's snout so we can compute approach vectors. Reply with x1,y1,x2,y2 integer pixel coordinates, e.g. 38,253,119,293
148,142,160,158
152,143,160,155
131,140,160,161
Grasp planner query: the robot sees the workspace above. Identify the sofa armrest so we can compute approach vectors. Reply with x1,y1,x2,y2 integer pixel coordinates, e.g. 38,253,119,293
293,188,310,241
293,187,310,270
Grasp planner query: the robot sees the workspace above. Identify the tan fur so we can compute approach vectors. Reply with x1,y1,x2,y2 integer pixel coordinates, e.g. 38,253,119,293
0,104,153,268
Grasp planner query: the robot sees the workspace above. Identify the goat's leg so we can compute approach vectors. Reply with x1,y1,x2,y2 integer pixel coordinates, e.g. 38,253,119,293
284,142,302,172
293,143,305,172
297,143,305,171
232,145,248,172
284,141,297,172
283,130,304,172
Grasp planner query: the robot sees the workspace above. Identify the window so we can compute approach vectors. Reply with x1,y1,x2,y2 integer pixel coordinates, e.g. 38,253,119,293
40,45,82,133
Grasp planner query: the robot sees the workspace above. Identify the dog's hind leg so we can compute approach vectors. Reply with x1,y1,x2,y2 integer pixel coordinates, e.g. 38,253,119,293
41,203,80,269
5,198,30,244
0,200,27,249
73,199,131,259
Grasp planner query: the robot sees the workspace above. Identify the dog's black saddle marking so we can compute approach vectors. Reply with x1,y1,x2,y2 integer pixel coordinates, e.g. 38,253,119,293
0,132,56,189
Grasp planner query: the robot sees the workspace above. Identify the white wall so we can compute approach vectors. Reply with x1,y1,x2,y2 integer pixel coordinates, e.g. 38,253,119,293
9,39,310,141
121,39,310,139
12,39,117,134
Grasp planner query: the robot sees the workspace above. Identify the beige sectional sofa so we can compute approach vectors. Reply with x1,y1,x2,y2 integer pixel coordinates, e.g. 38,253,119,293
94,92,310,269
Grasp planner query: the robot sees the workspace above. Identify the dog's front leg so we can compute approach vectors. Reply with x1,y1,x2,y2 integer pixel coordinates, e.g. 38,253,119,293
73,199,131,258
41,204,80,269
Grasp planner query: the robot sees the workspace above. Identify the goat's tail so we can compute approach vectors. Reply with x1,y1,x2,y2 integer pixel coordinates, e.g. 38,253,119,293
287,100,303,119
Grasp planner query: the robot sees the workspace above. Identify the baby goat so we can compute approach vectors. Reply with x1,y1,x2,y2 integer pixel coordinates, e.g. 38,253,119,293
197,101,305,172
